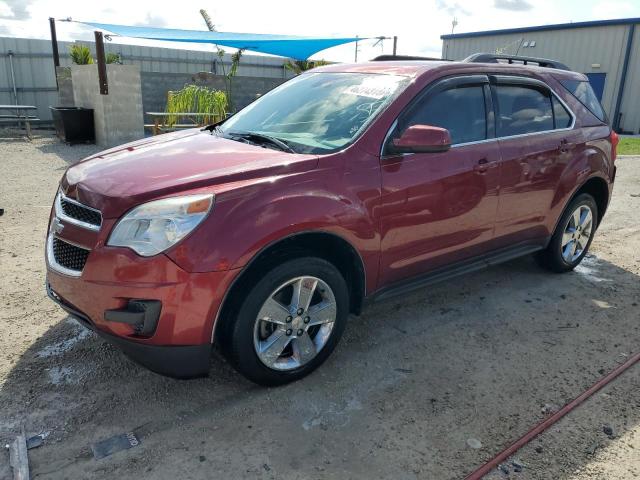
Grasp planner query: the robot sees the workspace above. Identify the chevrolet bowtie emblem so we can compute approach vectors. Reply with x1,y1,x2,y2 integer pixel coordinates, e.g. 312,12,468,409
52,217,65,235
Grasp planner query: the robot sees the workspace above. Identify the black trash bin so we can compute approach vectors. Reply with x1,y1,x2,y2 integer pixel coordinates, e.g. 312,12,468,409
50,107,95,144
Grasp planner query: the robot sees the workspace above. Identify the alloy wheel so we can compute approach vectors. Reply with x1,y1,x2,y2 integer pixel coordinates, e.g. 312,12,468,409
253,276,337,371
561,204,594,263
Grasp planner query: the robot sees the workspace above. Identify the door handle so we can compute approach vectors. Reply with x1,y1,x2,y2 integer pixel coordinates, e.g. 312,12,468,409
473,158,498,173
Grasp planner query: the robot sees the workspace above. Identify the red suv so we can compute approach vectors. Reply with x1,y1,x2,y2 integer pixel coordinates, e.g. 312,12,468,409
46,54,618,385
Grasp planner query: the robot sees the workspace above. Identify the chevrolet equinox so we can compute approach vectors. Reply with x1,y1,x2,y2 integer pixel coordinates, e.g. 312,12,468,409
46,54,618,385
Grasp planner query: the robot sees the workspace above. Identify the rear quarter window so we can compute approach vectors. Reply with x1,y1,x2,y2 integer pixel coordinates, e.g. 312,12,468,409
552,96,572,129
559,79,607,123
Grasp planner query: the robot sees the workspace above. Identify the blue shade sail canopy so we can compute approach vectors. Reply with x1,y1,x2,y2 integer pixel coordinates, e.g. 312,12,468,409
77,22,362,59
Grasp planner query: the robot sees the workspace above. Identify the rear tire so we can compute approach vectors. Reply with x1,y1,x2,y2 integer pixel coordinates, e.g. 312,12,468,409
536,193,598,273
222,257,349,386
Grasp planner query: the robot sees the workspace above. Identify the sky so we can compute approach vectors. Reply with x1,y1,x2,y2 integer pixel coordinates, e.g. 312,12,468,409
1,0,639,61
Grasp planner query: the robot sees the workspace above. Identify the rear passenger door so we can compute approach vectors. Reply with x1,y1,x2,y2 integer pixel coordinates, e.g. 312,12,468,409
491,76,580,245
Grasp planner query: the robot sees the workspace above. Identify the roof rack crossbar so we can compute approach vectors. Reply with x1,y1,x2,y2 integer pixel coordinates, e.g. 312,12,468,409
462,53,570,71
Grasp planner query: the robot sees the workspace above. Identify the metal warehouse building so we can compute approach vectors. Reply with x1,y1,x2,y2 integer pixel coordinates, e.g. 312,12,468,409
441,17,639,133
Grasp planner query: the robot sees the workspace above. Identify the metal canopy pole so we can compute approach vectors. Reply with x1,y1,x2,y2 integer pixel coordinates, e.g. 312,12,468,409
94,31,109,95
7,51,18,105
49,17,60,89
354,35,359,62
7,49,21,128
393,36,397,55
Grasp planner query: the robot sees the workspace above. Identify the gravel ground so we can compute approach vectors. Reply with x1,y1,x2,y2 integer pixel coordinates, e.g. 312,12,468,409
1,132,639,479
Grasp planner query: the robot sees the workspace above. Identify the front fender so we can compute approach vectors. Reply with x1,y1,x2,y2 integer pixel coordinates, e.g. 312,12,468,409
167,167,381,290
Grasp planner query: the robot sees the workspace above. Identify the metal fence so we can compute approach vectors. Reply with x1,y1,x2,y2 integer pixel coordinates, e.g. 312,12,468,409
0,36,295,122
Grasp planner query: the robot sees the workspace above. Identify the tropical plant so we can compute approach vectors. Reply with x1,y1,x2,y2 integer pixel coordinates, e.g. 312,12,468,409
200,9,244,111
69,44,94,65
105,53,121,64
165,85,228,128
284,59,330,75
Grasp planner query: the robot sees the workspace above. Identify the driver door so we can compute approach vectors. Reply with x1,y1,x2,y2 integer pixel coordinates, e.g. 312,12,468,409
377,75,502,286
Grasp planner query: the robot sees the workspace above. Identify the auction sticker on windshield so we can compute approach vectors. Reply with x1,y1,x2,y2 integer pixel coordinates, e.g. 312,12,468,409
343,76,404,99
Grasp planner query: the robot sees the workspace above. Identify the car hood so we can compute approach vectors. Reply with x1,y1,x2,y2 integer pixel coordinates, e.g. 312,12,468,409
61,129,319,218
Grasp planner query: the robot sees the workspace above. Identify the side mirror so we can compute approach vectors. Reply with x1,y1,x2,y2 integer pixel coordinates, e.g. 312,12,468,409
390,125,451,154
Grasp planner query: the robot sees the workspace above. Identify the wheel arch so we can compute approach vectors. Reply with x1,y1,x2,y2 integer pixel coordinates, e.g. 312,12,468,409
549,174,610,240
212,230,366,343
574,176,610,226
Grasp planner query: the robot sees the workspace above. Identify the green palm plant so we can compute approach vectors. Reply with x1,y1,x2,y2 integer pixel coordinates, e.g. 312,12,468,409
165,85,228,128
200,9,244,111
69,44,94,65
105,53,121,64
284,59,330,75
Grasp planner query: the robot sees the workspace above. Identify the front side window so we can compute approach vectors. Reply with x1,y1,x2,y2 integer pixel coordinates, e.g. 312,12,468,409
398,85,487,145
495,84,553,137
219,72,409,154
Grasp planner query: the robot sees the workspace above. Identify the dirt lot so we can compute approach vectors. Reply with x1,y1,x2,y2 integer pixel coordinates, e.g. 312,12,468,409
1,132,639,479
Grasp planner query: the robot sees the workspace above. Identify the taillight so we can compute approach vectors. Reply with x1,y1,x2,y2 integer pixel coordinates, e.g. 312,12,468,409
610,130,619,162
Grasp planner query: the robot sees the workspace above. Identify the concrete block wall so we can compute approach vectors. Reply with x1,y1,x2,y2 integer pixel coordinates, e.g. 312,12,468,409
55,67,74,107
71,65,144,147
0,35,294,123
140,71,287,121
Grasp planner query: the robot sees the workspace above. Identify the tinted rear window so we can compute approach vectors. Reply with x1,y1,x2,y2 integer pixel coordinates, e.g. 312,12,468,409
495,85,553,137
560,79,606,122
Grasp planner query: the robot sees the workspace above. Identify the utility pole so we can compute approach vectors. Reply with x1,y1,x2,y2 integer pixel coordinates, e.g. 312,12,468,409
451,17,458,34
393,36,397,56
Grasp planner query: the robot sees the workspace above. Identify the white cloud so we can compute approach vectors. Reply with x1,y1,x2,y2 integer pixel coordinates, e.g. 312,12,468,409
0,2,13,17
494,0,533,11
592,1,636,19
0,0,34,20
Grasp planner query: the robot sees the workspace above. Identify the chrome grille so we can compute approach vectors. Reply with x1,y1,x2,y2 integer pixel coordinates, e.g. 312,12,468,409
55,191,102,231
60,197,102,227
52,237,90,272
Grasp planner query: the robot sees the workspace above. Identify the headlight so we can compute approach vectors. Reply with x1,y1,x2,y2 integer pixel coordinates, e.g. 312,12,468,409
108,194,214,256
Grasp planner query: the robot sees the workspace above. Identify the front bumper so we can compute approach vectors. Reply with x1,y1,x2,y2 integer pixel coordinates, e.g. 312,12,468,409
47,282,212,378
46,244,240,378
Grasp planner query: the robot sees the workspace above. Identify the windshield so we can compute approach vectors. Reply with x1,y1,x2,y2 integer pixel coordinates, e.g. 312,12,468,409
218,72,409,154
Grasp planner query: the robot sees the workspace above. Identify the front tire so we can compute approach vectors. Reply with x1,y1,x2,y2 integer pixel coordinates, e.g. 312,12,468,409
537,193,598,273
223,257,349,386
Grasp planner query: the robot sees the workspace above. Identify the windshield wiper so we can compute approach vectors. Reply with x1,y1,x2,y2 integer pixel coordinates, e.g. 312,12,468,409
226,131,296,153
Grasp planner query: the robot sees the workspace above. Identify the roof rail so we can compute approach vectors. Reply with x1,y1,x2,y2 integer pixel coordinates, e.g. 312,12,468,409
372,54,445,61
463,53,571,71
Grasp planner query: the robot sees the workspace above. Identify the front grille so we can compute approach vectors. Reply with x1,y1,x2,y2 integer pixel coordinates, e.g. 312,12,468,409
60,197,102,227
52,237,90,272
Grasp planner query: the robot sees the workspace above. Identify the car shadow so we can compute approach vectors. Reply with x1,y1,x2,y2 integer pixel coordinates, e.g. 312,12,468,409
1,254,639,479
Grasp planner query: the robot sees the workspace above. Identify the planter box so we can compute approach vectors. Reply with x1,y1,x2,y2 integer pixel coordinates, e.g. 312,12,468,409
71,65,144,147
50,107,95,144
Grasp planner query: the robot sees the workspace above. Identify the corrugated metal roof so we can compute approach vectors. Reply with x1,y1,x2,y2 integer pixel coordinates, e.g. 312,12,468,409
441,17,640,40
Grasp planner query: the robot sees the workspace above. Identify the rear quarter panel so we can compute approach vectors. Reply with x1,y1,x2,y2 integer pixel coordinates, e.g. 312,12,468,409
544,128,613,234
